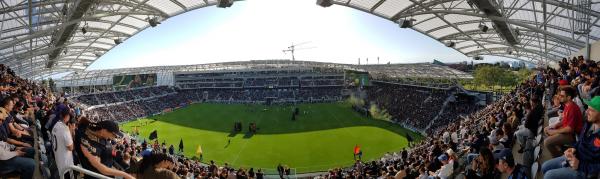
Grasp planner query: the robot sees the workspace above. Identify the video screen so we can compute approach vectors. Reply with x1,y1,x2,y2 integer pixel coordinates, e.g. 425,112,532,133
346,70,370,86
113,73,157,90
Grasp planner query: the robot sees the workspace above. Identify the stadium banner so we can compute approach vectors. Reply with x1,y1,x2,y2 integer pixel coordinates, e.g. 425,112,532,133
345,70,370,86
112,73,157,90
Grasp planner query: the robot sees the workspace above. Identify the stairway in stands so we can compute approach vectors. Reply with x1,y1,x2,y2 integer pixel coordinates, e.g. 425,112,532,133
425,91,456,131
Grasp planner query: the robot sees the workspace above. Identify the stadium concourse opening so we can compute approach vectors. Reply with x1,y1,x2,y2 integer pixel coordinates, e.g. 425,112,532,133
1,0,600,179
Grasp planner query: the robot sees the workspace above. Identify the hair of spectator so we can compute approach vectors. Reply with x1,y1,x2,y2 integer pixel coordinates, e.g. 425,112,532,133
561,86,577,99
140,153,174,174
0,97,12,107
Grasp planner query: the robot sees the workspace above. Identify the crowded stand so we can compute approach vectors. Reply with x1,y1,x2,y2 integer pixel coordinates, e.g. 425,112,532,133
366,82,450,131
321,56,600,179
427,96,483,134
72,86,175,107
85,86,344,122
4,54,600,179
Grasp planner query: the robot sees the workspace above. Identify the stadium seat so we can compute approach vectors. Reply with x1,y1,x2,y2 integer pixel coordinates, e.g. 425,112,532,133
531,162,539,179
533,146,540,161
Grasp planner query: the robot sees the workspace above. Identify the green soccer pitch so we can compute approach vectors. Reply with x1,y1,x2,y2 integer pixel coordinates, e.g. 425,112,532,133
120,102,422,173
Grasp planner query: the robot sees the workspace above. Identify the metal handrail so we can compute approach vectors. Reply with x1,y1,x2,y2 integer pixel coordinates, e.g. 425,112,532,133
60,165,113,179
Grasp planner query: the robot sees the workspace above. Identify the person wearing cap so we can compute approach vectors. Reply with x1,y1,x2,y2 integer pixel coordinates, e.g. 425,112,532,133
496,153,527,179
558,79,570,86
428,154,453,179
74,119,135,179
541,96,600,179
544,86,584,158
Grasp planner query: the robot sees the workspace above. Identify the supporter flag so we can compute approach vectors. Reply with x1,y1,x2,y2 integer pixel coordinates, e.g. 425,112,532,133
149,130,158,140
196,145,203,156
179,138,184,151
354,145,361,155
406,132,413,142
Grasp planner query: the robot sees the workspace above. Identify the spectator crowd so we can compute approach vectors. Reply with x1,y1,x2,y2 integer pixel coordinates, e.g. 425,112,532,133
3,54,600,179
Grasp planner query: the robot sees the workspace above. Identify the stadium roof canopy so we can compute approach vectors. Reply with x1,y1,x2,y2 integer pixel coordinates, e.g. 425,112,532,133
1,0,598,79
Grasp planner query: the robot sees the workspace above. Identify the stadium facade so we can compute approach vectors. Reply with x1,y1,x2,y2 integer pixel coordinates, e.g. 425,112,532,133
56,60,473,93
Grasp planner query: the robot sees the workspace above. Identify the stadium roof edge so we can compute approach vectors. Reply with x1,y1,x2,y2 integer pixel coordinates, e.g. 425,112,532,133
57,60,472,84
1,0,596,78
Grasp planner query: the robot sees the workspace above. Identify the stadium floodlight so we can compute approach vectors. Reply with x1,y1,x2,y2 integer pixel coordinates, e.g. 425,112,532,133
81,27,87,34
445,41,455,48
399,19,415,28
479,24,489,33
316,0,333,7
94,52,102,57
114,38,122,45
217,0,233,8
149,17,161,27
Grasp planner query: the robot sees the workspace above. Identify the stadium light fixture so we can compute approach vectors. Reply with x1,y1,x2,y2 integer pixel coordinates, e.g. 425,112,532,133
445,41,455,48
479,24,489,33
149,17,161,27
114,38,122,45
82,21,88,34
217,0,234,8
399,19,415,28
506,48,513,55
316,0,333,7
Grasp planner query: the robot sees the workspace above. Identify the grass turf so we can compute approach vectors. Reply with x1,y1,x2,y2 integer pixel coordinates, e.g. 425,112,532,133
120,102,422,173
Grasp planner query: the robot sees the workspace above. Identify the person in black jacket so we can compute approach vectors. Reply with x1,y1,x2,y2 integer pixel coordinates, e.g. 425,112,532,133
515,95,543,153
496,152,528,179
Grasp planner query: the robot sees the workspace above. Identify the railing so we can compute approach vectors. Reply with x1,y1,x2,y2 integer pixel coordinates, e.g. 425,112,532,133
61,165,112,179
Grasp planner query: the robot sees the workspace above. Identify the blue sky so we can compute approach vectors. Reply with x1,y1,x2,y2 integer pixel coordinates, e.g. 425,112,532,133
87,0,517,70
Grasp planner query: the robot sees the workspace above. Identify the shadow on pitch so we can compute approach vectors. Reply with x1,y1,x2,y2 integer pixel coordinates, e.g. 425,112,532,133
243,132,255,139
228,130,238,137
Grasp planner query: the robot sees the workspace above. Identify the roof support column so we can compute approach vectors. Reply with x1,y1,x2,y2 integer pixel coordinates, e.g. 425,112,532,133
543,0,548,65
29,0,33,80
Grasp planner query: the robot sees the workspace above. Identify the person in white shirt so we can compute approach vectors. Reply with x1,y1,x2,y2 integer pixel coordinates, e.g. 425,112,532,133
451,131,459,144
0,140,35,179
51,108,74,178
428,154,453,179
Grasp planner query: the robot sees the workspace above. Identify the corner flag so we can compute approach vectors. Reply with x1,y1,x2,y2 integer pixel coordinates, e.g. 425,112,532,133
354,145,361,155
196,145,203,156
179,138,184,151
149,130,158,140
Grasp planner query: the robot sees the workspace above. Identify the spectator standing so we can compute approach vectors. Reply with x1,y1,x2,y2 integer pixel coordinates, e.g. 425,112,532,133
51,107,74,178
75,119,135,179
